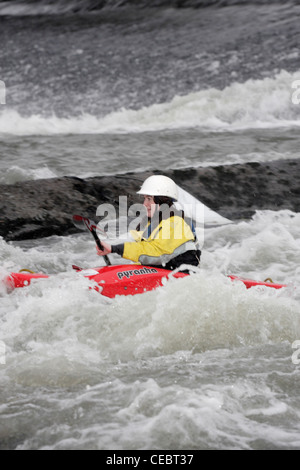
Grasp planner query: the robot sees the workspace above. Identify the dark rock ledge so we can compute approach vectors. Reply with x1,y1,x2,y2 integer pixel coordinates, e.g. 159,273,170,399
0,159,299,242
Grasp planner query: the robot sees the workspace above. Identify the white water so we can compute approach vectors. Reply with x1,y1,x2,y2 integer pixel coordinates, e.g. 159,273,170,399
1,78,300,448
1,71,300,136
1,70,300,187
0,210,299,449
1,77,300,447
1,5,300,450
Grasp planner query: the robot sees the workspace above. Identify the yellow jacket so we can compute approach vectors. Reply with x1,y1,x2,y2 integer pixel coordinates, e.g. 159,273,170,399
113,207,199,267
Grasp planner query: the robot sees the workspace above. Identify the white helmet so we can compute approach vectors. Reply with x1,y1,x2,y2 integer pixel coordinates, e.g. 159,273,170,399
137,175,178,201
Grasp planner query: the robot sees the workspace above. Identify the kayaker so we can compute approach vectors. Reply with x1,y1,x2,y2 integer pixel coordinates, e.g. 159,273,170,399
96,175,201,270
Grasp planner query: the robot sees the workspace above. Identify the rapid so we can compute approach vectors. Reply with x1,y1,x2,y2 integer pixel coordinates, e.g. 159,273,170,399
0,0,300,450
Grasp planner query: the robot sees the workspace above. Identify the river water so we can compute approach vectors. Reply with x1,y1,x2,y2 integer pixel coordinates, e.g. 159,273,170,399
0,0,300,450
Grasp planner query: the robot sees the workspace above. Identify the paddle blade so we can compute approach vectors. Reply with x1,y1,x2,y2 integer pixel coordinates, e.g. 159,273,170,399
72,215,97,233
72,264,83,271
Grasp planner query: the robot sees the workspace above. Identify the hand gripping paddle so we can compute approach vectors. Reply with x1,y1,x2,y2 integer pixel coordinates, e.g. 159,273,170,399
72,215,111,265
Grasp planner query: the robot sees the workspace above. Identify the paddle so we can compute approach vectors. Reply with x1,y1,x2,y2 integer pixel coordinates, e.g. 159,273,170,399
72,215,111,265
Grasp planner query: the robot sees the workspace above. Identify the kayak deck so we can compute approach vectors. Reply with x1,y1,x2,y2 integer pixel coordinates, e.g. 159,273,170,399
3,265,287,298
4,265,187,298
78,265,188,297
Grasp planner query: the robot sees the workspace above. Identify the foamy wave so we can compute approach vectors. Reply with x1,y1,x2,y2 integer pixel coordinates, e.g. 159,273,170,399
0,165,57,184
1,70,300,135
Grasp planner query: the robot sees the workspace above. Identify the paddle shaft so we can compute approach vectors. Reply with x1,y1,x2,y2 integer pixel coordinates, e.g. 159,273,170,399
91,228,111,265
72,215,111,266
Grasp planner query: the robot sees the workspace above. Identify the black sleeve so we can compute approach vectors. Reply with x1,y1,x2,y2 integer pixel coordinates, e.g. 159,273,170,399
111,243,125,256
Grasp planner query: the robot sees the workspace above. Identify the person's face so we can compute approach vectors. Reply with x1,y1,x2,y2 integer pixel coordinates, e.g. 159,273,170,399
143,195,156,218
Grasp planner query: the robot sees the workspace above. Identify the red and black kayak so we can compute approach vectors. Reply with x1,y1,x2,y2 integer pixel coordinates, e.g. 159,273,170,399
3,264,287,299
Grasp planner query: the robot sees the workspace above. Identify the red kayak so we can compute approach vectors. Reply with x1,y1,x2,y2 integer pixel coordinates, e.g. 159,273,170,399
228,275,286,290
3,265,287,299
3,265,187,298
